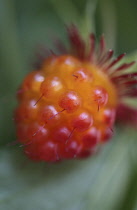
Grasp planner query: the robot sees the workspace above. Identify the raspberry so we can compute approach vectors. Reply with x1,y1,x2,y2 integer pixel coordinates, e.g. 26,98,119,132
81,127,100,148
14,26,136,162
15,54,117,162
72,112,93,132
92,87,108,107
59,91,81,112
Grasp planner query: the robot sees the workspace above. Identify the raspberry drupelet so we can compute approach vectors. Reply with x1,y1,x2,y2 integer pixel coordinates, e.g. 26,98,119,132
14,25,137,162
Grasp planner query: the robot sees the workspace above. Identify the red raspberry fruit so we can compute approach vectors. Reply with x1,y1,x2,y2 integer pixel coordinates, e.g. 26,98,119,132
14,26,136,162
15,55,117,162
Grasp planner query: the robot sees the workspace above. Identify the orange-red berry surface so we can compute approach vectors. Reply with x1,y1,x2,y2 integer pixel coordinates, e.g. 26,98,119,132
15,55,118,162
14,25,137,162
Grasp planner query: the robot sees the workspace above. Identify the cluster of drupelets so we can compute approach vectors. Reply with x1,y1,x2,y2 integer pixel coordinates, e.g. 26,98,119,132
14,55,117,162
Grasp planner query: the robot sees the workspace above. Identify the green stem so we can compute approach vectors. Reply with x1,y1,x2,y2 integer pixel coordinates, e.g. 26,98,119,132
80,0,98,39
49,0,80,25
50,0,98,40
99,0,117,49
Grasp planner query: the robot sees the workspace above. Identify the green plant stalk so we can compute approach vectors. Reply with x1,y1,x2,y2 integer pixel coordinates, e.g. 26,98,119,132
99,0,117,49
50,0,98,40
80,0,98,40
49,0,80,25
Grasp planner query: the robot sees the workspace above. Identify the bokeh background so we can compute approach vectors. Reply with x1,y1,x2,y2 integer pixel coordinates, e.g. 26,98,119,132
0,0,137,209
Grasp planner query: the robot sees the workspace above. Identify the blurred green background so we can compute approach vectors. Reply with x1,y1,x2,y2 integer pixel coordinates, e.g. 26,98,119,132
0,0,137,209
